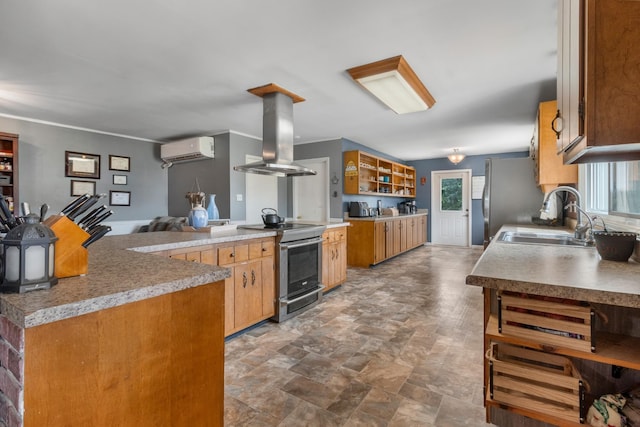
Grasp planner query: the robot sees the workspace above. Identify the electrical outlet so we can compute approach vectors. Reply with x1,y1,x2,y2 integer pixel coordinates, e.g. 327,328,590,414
236,194,243,202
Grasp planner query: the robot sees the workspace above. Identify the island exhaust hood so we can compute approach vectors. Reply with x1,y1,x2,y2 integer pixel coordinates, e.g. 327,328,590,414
234,83,316,177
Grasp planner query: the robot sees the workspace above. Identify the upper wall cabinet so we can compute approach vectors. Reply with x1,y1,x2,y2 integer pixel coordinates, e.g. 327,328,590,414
556,0,640,163
531,100,577,194
343,150,415,198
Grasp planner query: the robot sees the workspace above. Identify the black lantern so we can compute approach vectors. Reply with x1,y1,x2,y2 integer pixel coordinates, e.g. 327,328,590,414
1,213,58,293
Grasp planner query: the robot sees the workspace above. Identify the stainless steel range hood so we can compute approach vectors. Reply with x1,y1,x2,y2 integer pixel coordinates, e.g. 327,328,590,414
234,84,317,177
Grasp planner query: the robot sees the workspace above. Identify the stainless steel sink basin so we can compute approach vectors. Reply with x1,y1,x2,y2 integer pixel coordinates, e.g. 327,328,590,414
496,231,592,247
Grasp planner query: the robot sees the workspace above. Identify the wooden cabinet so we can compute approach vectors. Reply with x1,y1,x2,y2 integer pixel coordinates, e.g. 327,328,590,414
322,226,347,292
531,100,578,194
152,237,275,337
343,150,416,198
0,132,18,214
23,282,225,427
556,0,640,163
217,238,275,336
347,214,427,267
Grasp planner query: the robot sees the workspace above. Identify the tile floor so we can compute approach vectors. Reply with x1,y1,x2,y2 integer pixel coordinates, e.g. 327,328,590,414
224,245,496,426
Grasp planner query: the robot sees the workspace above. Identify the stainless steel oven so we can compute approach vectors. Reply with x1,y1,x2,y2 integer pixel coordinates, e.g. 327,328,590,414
238,223,326,322
277,234,324,322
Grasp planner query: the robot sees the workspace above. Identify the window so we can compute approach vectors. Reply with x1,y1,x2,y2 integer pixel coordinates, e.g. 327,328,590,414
583,160,640,218
441,177,462,211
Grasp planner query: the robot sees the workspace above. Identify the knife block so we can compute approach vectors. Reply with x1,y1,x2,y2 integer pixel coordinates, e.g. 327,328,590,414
44,215,89,278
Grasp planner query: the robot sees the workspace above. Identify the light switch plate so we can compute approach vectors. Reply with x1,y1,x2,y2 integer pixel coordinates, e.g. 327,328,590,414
236,194,243,202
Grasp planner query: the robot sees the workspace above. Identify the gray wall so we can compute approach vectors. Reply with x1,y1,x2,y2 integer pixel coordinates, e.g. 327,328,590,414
0,116,167,221
167,131,287,221
168,133,232,218
293,138,344,219
409,151,530,245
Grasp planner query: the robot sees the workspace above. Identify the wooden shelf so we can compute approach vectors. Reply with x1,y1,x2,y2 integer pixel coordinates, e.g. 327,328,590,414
344,150,416,198
485,390,584,427
486,315,640,370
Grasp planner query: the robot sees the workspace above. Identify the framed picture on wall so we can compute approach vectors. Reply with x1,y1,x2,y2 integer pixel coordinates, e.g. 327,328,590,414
110,190,131,206
113,174,127,185
109,155,130,172
65,151,100,179
70,180,96,196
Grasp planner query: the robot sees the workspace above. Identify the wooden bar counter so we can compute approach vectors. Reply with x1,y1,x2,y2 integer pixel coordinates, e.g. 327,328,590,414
0,228,276,427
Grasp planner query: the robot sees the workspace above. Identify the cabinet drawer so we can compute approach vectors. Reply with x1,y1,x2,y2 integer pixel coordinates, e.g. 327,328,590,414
488,343,586,424
249,239,274,259
218,244,249,265
498,291,594,353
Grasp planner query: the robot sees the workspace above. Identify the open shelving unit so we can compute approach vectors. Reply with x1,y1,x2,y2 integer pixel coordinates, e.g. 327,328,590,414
343,150,415,198
0,132,19,214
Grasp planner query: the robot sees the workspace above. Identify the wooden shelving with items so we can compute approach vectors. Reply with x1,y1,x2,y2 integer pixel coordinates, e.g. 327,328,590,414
0,132,18,214
343,150,415,198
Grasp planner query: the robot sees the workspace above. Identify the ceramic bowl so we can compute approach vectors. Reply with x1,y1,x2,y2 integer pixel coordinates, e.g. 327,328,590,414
593,231,637,262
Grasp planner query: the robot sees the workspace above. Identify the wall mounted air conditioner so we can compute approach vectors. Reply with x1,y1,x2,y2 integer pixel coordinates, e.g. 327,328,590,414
160,136,214,166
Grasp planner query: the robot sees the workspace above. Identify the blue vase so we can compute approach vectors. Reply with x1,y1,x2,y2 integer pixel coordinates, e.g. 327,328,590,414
206,194,219,220
189,205,208,229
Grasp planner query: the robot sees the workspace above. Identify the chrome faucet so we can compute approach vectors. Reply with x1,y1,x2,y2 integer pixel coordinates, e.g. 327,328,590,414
566,202,594,243
540,186,588,240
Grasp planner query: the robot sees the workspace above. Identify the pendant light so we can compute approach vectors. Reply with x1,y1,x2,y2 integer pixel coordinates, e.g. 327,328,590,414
448,149,466,165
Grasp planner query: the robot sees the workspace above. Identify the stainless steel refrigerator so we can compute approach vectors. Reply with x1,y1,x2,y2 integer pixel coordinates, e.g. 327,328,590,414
483,157,546,246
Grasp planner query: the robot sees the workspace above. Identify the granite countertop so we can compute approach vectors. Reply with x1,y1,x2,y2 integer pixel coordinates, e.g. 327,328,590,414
466,225,640,309
0,228,279,329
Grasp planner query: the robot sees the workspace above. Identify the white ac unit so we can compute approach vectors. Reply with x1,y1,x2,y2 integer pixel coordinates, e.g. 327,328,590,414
160,136,215,164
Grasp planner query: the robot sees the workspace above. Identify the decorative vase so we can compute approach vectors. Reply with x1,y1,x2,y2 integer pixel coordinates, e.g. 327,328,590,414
188,204,208,229
206,194,219,220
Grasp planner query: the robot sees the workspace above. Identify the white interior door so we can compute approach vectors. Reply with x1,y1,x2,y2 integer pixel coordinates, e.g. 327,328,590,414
431,169,471,246
245,155,277,224
292,157,329,222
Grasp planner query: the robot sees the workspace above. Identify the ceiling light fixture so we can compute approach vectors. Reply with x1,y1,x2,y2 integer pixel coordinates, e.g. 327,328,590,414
347,55,435,114
448,149,466,165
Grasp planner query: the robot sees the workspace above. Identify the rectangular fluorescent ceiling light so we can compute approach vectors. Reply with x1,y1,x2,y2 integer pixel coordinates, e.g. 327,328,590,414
347,55,435,114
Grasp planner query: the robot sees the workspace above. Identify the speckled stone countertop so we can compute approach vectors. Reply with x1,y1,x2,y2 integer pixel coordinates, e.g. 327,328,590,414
0,228,278,329
466,225,640,309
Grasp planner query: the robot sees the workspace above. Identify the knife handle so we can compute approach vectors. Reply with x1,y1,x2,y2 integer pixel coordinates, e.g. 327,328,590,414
61,194,90,215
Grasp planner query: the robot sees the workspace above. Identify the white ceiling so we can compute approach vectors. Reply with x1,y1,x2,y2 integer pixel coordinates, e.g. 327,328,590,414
0,1,558,161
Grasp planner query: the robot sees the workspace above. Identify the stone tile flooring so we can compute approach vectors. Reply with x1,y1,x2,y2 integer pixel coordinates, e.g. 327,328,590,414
224,245,496,426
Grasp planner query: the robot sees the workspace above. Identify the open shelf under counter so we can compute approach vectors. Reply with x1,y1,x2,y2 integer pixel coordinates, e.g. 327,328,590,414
486,314,640,371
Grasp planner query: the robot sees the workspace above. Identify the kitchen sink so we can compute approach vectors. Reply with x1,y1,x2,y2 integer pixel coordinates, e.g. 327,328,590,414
496,231,592,247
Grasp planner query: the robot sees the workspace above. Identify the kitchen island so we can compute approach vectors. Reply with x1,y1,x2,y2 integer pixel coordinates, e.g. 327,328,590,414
466,225,640,427
0,227,276,427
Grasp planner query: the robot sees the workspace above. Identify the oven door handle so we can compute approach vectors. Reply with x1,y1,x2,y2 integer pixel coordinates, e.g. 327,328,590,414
279,236,324,250
279,285,326,306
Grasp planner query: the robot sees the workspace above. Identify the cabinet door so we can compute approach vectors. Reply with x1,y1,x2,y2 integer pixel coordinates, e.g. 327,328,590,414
557,0,583,154
420,216,428,244
336,239,347,284
322,239,333,288
261,257,275,317
374,221,387,264
234,260,263,329
393,219,403,254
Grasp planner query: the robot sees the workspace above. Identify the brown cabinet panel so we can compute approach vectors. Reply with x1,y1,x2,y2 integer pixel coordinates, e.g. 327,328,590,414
557,0,640,163
24,282,224,427
348,215,428,267
322,226,348,291
233,260,263,328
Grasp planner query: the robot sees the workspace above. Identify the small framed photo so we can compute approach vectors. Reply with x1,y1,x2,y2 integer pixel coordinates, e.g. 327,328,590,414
112,174,128,185
109,190,131,206
70,180,96,196
65,151,100,179
109,155,130,172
